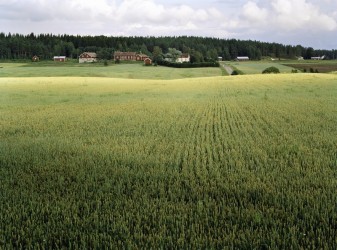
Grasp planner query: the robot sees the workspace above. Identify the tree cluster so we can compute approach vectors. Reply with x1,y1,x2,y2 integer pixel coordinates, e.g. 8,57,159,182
0,32,336,61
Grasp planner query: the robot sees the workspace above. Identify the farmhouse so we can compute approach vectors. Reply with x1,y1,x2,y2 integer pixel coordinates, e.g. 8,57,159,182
237,56,249,61
114,52,150,61
79,52,97,63
53,56,66,62
144,58,152,66
114,52,136,61
32,55,39,62
176,54,190,63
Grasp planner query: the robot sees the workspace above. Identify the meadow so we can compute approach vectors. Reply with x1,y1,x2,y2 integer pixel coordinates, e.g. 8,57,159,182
0,61,222,79
1,73,337,248
226,61,295,74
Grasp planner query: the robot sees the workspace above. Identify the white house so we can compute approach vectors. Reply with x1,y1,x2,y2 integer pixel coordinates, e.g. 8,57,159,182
176,54,190,63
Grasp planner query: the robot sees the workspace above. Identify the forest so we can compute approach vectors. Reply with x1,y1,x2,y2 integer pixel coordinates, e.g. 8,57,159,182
0,32,336,62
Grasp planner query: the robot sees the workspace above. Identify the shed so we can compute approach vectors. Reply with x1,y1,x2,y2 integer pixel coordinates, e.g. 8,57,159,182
32,55,39,62
237,56,249,61
53,56,66,62
144,58,152,65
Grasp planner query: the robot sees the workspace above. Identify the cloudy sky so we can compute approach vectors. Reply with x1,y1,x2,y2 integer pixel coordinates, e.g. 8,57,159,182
0,0,336,49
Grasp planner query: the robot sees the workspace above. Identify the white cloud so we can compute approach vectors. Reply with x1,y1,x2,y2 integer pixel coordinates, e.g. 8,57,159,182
0,0,336,49
271,0,337,31
242,1,268,23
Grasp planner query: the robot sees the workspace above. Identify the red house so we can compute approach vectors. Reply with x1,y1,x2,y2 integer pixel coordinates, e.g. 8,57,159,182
114,52,150,61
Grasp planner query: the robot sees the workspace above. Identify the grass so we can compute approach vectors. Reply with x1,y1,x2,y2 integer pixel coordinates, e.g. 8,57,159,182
226,61,295,74
0,61,221,79
1,74,337,248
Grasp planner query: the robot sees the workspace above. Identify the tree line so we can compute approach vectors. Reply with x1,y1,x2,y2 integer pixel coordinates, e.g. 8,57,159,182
0,32,336,62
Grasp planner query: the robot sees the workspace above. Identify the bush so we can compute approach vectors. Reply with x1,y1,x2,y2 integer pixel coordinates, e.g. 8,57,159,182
231,69,244,75
262,66,280,74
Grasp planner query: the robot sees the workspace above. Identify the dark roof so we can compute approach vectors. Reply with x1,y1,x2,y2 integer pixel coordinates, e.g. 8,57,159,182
80,52,97,58
114,52,137,56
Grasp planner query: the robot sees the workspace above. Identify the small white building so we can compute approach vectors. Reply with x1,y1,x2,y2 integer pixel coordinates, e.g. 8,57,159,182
311,55,325,60
79,52,97,63
236,56,249,61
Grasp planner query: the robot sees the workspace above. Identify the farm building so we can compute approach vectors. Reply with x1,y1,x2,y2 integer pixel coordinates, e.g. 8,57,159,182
32,55,39,62
311,56,325,60
176,54,190,63
53,56,66,62
236,56,249,61
79,52,97,63
144,58,152,66
114,52,149,61
136,54,150,61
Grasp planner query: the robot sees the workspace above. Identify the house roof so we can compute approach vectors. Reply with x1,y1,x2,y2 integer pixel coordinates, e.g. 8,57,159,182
237,56,249,59
137,54,149,57
80,52,97,58
114,52,137,56
180,54,190,58
53,56,66,59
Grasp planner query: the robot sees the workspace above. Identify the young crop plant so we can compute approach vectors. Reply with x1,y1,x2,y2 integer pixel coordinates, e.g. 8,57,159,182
1,74,337,249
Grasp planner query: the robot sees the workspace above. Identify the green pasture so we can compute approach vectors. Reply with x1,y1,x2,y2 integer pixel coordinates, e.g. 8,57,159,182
0,62,221,79
1,74,337,248
226,61,295,74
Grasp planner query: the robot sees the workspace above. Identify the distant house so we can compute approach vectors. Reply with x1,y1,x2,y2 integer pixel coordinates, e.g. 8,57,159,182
311,56,325,60
176,54,190,63
218,56,223,61
236,56,249,61
114,52,149,61
53,56,66,62
144,58,152,65
32,55,39,62
79,52,97,63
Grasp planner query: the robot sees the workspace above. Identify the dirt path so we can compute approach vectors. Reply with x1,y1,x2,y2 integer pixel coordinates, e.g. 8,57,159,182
222,64,233,75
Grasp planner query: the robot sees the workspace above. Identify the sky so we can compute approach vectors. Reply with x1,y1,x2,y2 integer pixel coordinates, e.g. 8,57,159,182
0,0,336,49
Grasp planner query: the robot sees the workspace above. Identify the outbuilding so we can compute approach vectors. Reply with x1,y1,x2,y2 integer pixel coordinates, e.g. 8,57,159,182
53,56,66,62
32,55,39,62
236,56,249,61
144,58,152,65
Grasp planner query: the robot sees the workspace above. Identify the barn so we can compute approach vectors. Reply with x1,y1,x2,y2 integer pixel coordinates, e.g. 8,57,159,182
53,56,66,62
79,52,97,63
114,52,150,62
114,52,137,61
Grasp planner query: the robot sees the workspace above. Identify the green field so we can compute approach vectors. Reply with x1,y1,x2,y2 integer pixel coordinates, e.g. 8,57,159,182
0,62,221,79
1,73,337,248
225,60,337,75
